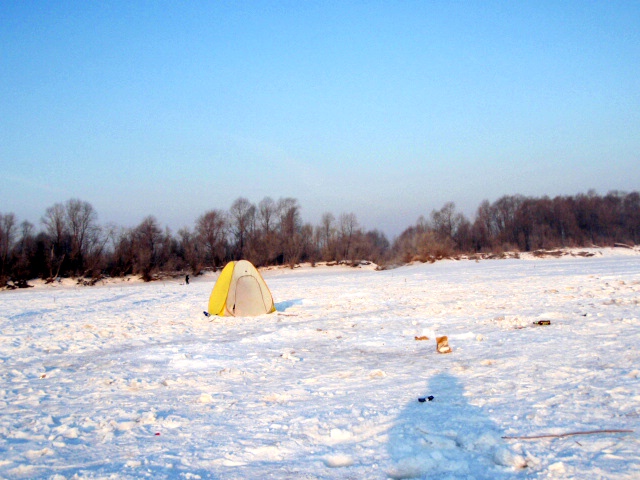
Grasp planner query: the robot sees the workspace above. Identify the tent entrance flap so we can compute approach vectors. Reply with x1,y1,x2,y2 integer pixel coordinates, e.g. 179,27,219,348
233,276,267,316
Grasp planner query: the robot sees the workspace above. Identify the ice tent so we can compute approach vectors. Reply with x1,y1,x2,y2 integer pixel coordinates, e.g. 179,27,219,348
208,260,276,317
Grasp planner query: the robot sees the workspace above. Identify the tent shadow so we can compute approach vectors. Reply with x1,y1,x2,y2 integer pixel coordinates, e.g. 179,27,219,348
386,373,526,479
275,299,303,311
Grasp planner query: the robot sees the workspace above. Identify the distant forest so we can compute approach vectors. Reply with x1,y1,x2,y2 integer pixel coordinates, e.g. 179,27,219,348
1,190,639,287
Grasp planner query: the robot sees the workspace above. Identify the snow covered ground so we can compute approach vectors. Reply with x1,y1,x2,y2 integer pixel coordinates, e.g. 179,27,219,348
1,248,639,479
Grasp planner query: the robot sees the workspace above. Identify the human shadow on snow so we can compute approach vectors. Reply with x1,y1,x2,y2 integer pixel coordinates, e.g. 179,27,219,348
386,373,526,479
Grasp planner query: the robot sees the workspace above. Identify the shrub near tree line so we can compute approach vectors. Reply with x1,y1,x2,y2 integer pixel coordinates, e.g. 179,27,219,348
0,190,638,286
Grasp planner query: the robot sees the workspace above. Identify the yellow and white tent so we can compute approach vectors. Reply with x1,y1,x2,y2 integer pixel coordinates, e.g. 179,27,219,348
208,260,276,317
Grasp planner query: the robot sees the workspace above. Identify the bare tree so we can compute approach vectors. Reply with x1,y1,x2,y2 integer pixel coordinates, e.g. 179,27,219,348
338,213,358,261
299,223,315,264
108,226,136,276
196,209,227,268
491,195,525,248
133,216,163,281
552,196,580,247
250,196,279,265
431,202,465,241
277,198,301,237
11,221,38,284
453,216,473,252
363,229,390,263
229,197,255,259
258,197,277,234
0,213,17,284
622,192,640,244
471,200,493,251
42,203,68,279
178,228,202,274
319,212,336,260
42,203,67,247
65,199,99,275
277,198,302,267
82,223,110,280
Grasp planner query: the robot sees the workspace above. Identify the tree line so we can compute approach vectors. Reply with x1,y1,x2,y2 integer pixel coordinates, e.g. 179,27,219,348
1,190,638,287
0,197,388,286
394,190,640,263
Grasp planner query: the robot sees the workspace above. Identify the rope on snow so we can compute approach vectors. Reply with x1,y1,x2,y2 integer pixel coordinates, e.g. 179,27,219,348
503,429,634,440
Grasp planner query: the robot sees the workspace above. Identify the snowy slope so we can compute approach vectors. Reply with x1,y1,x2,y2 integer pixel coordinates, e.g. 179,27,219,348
1,251,639,479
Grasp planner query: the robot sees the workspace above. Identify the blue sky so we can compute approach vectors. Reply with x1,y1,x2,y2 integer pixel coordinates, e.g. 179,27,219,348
2,1,639,237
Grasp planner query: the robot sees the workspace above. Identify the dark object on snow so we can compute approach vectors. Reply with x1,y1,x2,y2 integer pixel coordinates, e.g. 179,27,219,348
418,396,435,403
203,311,210,317
5,279,33,289
533,320,551,326
186,275,190,285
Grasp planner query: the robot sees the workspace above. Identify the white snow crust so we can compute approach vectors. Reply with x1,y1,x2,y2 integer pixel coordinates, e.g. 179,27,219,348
1,249,640,479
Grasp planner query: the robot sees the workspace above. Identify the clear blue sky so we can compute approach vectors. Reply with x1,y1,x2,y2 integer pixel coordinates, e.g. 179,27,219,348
2,1,639,237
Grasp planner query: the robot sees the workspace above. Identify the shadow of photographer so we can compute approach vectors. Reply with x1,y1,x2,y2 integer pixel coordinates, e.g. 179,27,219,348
386,373,526,479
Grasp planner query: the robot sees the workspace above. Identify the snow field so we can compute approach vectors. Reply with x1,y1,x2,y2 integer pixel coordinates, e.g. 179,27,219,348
1,251,639,479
